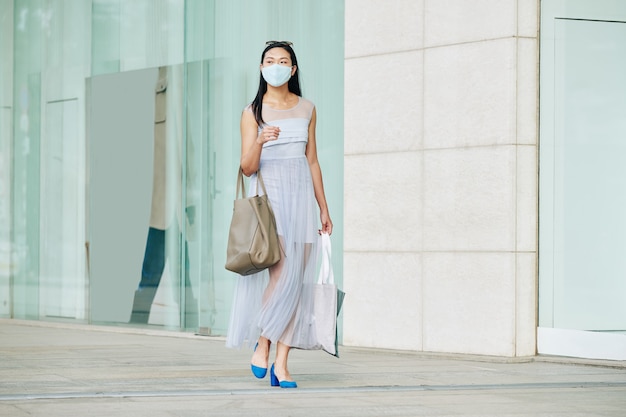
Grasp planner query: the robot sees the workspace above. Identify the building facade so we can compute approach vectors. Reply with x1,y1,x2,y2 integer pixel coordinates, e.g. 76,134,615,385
1,0,625,362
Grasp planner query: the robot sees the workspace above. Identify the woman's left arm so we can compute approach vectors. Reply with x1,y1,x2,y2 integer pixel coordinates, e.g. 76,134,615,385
306,107,333,235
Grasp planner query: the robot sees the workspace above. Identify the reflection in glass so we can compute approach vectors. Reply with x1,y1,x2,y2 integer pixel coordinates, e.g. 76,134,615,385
87,66,196,329
129,65,198,328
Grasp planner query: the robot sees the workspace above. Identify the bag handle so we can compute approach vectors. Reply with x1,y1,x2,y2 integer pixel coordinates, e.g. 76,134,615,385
317,233,334,285
236,167,269,199
235,167,285,259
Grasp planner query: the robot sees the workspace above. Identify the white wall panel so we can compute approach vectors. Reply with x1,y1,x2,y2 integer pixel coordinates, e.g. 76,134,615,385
424,39,517,150
345,51,423,155
343,252,422,351
424,0,516,47
345,152,422,253
422,252,516,356
516,252,537,356
345,0,424,58
517,38,539,145
518,0,540,38
423,146,516,252
517,145,537,252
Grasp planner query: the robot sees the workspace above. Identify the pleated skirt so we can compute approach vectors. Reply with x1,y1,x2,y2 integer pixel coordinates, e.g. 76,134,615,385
225,154,319,349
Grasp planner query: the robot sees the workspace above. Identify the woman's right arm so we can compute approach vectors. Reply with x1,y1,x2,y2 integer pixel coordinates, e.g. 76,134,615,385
240,110,263,176
240,110,280,176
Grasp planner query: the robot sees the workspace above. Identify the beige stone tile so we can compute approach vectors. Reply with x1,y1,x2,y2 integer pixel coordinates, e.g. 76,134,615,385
345,50,423,155
518,0,540,38
516,252,537,356
516,145,538,252
345,0,424,58
424,0,516,47
343,251,422,350
424,38,517,149
423,146,516,252
344,152,422,252
517,37,539,145
422,252,516,356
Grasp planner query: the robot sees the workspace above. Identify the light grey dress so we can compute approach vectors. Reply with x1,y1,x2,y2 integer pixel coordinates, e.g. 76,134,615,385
226,97,320,350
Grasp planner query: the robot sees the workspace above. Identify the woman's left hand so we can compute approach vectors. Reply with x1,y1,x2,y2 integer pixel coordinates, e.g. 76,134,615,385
319,211,333,235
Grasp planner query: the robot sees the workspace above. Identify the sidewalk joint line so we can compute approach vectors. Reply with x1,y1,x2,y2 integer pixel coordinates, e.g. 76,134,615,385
2,381,626,401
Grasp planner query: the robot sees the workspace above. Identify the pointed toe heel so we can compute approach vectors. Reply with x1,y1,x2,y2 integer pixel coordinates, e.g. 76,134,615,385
280,380,297,388
251,342,268,379
270,364,297,388
251,364,267,379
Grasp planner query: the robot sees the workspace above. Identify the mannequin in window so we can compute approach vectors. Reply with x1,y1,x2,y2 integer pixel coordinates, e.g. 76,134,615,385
129,65,198,327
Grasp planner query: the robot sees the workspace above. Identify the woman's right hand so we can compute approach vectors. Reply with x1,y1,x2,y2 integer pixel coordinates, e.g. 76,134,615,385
241,111,280,176
257,126,281,144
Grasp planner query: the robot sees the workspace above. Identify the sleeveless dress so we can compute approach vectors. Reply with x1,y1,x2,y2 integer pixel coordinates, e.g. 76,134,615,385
226,97,320,350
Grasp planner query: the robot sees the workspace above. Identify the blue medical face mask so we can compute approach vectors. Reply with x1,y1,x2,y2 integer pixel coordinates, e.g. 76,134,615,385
261,64,292,87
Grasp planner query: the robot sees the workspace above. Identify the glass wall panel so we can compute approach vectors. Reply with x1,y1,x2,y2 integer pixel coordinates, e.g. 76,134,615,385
6,0,343,337
539,0,626,359
551,19,626,331
92,0,184,76
11,0,91,321
88,0,190,329
40,98,84,319
12,0,44,319
0,0,14,317
91,0,120,75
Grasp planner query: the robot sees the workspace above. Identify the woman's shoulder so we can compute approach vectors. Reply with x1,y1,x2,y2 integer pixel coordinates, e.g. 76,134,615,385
298,96,315,118
299,96,315,109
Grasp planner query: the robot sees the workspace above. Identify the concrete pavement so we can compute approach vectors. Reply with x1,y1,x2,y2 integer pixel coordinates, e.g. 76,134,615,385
1,319,625,416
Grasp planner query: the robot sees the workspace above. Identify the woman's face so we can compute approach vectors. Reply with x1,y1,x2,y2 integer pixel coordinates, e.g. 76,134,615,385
261,47,296,74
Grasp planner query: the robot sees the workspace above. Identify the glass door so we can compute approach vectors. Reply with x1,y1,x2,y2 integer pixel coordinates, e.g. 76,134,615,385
539,0,626,360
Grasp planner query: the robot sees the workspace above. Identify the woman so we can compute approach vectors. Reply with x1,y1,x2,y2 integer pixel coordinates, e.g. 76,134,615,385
225,41,333,389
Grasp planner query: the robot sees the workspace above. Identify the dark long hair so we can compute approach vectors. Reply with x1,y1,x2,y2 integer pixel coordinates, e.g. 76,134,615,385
251,42,302,126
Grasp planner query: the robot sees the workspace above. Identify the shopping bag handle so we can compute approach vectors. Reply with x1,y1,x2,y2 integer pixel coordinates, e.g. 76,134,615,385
317,233,334,285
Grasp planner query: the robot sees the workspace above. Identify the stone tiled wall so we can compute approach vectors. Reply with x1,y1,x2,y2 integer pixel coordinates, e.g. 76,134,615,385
343,0,539,356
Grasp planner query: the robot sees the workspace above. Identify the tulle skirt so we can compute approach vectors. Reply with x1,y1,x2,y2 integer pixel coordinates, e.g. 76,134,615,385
225,155,319,349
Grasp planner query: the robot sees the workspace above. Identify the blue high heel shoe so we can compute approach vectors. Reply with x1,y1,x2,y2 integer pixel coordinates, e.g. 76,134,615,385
270,363,297,388
251,343,267,379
